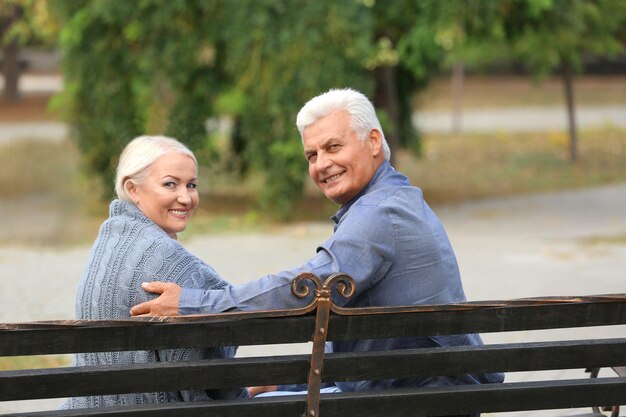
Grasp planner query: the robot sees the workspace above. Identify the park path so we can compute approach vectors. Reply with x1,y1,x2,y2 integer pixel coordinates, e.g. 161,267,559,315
2,104,626,143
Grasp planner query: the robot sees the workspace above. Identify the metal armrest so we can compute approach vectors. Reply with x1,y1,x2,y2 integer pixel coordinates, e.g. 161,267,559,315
587,367,622,417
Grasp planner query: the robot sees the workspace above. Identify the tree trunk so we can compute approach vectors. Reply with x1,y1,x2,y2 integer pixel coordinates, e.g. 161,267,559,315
451,61,464,135
2,40,21,102
1,3,25,103
375,64,400,167
562,63,578,162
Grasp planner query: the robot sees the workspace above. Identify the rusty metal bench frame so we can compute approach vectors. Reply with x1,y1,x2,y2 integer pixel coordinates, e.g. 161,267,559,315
1,272,626,416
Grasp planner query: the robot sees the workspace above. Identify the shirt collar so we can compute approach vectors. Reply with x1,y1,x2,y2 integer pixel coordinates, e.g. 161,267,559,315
331,160,406,225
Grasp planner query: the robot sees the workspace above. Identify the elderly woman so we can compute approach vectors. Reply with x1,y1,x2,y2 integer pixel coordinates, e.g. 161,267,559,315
62,135,245,408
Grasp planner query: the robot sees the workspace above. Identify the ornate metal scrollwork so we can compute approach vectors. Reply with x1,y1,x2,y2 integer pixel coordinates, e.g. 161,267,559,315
289,272,357,417
290,272,356,308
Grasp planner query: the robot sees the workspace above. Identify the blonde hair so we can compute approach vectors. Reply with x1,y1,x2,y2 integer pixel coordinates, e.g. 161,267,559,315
115,135,197,202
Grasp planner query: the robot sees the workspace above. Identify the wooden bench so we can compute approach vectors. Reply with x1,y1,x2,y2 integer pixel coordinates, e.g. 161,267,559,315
1,272,625,417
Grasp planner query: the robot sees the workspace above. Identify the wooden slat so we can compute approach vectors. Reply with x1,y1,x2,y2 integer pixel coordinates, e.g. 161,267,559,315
323,338,626,382
2,298,625,356
4,378,626,417
317,378,626,417
0,315,316,356
3,338,625,401
0,355,310,401
0,395,308,417
327,300,626,341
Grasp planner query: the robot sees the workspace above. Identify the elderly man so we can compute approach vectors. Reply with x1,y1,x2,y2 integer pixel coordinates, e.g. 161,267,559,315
131,88,503,393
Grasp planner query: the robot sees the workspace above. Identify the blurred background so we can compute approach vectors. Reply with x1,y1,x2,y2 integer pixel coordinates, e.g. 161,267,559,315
1,0,625,238
1,1,625,415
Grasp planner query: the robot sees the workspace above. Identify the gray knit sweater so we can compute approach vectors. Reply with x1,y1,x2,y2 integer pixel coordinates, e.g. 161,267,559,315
62,200,244,408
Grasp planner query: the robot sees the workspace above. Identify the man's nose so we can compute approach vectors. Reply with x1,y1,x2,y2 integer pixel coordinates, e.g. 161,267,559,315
315,152,332,171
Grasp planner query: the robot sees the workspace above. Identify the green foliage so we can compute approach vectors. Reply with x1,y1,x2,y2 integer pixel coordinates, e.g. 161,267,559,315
50,0,626,216
53,0,379,213
1,1,60,102
0,0,58,47
51,1,143,197
260,139,308,219
215,1,374,213
501,0,626,78
493,0,626,160
51,0,225,197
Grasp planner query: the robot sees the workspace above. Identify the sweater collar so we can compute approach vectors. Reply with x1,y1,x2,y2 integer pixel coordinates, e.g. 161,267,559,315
110,199,153,225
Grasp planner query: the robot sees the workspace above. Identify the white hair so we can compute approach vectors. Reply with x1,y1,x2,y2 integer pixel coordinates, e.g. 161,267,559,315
115,135,197,202
296,88,391,161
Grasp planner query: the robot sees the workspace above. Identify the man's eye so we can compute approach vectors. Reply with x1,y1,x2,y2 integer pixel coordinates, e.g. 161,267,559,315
328,144,340,151
306,154,317,163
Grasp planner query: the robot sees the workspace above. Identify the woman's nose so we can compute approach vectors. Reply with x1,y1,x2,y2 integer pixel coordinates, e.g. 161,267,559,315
177,188,193,204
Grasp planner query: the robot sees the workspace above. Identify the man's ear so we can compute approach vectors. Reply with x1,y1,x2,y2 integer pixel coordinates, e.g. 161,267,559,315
368,128,383,157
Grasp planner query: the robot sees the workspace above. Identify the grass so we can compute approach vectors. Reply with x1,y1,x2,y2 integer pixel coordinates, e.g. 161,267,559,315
580,234,626,246
0,355,71,371
0,138,107,246
0,125,625,246
0,138,79,198
400,126,626,205
416,75,626,110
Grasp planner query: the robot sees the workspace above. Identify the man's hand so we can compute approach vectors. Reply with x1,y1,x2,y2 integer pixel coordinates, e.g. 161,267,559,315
247,385,278,397
130,282,182,317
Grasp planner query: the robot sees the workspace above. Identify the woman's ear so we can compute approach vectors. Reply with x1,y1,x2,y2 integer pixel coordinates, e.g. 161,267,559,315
125,179,139,204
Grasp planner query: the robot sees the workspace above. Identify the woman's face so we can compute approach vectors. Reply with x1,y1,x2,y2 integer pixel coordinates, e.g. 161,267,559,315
128,151,199,237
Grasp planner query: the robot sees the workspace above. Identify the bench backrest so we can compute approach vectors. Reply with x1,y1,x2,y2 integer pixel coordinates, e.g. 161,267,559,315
1,273,626,417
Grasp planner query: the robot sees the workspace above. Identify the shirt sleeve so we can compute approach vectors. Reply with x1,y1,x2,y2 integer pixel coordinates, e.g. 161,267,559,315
179,249,334,314
179,203,395,314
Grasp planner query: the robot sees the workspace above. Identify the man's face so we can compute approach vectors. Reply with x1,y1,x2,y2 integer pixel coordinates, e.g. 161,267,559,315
303,110,382,205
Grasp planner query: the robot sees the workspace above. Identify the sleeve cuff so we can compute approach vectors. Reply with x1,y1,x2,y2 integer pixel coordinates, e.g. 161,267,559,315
179,288,206,315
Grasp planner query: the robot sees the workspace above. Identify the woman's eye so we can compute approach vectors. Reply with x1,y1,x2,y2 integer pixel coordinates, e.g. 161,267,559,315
164,181,176,188
187,183,197,189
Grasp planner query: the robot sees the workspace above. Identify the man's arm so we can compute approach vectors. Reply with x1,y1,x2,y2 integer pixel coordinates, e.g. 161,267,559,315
131,204,395,316
131,250,334,317
130,282,181,316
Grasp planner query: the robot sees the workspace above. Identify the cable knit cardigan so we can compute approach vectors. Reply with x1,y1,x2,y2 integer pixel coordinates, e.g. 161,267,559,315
62,200,244,408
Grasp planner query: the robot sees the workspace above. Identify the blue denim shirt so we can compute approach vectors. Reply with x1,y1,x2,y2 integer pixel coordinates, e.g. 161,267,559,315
180,161,504,390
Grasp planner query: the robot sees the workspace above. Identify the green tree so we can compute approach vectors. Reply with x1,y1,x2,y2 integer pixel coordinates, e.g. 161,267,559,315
58,1,556,216
52,0,227,199
216,1,374,216
396,0,511,135
52,0,377,215
499,0,626,161
0,0,58,102
398,0,626,162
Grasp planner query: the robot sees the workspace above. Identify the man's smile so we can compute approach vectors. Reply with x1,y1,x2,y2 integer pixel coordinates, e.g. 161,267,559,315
322,171,345,183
